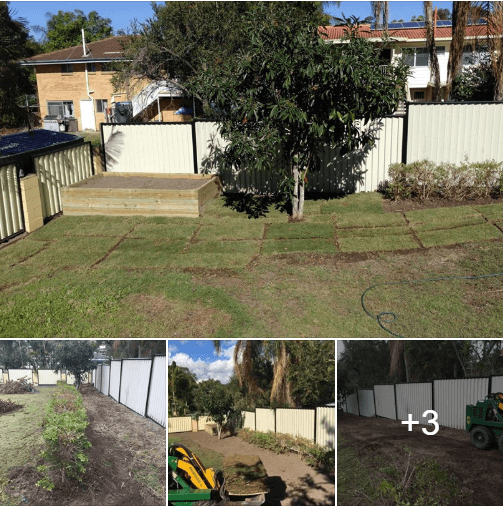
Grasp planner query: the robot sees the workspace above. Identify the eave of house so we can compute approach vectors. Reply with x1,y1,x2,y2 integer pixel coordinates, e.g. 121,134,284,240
20,58,129,66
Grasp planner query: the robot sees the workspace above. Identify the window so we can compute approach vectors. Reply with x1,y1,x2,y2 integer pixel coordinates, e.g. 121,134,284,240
86,63,96,73
413,91,425,102
47,101,74,118
96,99,108,113
403,47,445,67
462,44,489,65
61,64,73,74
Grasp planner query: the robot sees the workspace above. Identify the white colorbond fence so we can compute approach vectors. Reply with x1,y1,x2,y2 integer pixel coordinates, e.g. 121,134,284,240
34,143,94,219
0,163,24,241
102,103,503,196
8,369,34,383
37,369,62,385
3,369,90,385
93,355,166,428
276,409,315,441
343,375,503,430
256,408,276,434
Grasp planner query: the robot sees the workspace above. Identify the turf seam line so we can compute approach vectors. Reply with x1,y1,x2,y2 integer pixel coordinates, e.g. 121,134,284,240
12,242,54,267
90,229,136,269
402,212,424,249
492,222,503,235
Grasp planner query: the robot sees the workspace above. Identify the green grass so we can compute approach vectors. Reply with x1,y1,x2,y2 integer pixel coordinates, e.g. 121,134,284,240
0,388,55,504
2,194,503,337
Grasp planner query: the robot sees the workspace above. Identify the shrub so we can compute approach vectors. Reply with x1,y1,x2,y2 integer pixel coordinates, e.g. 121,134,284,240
381,159,503,201
36,383,91,491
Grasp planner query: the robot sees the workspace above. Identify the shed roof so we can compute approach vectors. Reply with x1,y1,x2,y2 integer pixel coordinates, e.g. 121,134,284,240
0,130,83,157
22,36,130,65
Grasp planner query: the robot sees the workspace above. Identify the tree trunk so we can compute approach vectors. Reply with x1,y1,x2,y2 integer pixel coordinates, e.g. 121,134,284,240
425,2,441,101
389,341,406,382
292,165,299,220
446,2,470,98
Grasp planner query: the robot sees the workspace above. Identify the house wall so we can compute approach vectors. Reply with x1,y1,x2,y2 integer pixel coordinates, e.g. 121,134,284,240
35,63,127,131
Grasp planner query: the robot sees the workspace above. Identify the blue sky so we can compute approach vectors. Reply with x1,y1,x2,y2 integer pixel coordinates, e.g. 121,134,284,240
11,1,455,42
168,340,237,384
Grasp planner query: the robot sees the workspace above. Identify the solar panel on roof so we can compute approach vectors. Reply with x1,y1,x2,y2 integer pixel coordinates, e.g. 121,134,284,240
388,23,403,29
402,22,421,28
0,130,82,157
437,20,452,27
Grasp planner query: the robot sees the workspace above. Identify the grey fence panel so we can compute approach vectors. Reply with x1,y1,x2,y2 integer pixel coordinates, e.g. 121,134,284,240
434,377,489,430
120,359,152,417
102,123,194,174
109,360,121,402
101,364,110,396
357,389,375,417
0,163,24,241
374,384,396,419
146,355,166,427
343,393,359,415
491,376,503,393
407,103,503,165
396,383,433,423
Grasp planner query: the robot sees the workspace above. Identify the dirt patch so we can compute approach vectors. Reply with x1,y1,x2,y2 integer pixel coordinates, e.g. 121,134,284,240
223,455,268,495
0,398,23,415
7,387,165,506
339,413,502,506
383,195,503,213
177,430,334,506
78,176,207,190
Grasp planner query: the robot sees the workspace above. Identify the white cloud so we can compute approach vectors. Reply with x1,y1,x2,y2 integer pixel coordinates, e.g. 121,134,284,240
168,345,236,384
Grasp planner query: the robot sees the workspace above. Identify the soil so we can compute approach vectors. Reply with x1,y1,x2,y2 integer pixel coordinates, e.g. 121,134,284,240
383,194,503,213
177,430,335,506
0,398,23,415
78,176,207,190
222,455,268,495
6,385,166,506
338,413,503,506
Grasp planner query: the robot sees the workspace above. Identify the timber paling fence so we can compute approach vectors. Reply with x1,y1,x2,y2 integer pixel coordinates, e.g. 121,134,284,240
102,102,503,195
93,355,166,428
343,374,503,430
168,406,335,449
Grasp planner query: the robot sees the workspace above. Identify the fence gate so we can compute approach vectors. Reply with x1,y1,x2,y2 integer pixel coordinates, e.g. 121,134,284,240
0,163,24,241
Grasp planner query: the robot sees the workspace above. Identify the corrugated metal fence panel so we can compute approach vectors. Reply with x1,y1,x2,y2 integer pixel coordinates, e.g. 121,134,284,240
396,383,433,422
316,407,335,449
256,408,275,433
168,416,192,433
101,364,110,396
491,376,503,393
102,124,194,174
434,377,489,430
120,359,152,417
8,369,33,383
0,163,24,241
66,372,90,385
343,393,359,415
374,384,396,419
109,361,121,402
37,370,61,385
357,389,376,417
198,415,214,430
241,411,256,430
34,143,93,218
96,365,103,392
407,103,503,165
276,409,315,441
146,355,166,427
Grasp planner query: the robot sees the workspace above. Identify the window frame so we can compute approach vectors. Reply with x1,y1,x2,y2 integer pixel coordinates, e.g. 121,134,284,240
403,46,445,67
61,64,73,74
46,100,74,118
96,99,108,114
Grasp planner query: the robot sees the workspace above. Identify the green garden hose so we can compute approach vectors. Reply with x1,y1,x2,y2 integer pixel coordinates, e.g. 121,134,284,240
361,272,503,338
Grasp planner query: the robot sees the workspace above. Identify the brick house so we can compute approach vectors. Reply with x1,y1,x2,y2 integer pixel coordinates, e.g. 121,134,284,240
21,35,194,131
324,21,492,102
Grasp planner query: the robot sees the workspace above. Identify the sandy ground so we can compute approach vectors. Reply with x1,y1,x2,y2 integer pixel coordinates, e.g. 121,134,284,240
177,430,335,506
339,413,503,506
78,176,207,190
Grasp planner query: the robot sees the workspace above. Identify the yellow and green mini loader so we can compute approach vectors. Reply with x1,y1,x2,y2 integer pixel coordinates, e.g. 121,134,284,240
466,392,503,453
168,444,268,506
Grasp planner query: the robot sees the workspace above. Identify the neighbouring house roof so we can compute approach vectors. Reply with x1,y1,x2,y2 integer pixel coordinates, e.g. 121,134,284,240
0,130,83,157
21,36,131,65
322,23,493,42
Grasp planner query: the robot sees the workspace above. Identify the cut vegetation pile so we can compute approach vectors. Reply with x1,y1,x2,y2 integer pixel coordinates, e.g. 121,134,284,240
0,379,33,394
0,399,23,415
222,454,268,495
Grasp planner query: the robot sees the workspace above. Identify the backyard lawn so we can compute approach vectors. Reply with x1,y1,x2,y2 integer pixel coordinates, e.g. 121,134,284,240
1,192,503,337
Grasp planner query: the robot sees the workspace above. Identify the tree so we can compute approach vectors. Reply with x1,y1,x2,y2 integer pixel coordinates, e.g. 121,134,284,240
111,340,166,359
372,1,389,30
0,2,36,129
168,361,197,416
482,2,503,100
194,379,237,439
34,9,113,52
437,8,451,20
191,7,409,220
424,1,441,101
451,56,496,101
53,341,97,389
0,340,31,369
446,1,470,98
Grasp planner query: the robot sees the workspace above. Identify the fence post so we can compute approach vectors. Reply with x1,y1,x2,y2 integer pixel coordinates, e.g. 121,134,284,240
314,408,317,445
108,362,112,396
144,357,155,419
488,375,493,397
191,120,198,174
394,384,398,420
401,102,409,164
118,359,123,404
356,389,360,416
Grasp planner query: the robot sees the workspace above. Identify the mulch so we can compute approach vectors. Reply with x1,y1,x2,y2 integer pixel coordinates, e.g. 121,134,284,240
383,194,503,213
0,399,23,415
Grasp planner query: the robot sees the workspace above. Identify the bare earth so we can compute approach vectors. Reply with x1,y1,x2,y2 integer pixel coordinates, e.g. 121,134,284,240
179,430,335,506
339,413,503,506
78,176,206,190
7,386,166,506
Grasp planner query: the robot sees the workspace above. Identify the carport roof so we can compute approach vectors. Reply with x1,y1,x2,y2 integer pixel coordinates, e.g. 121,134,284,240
0,129,83,157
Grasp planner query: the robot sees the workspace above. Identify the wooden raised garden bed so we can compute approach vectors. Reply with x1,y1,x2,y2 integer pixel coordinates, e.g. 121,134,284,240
61,172,221,218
